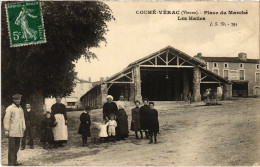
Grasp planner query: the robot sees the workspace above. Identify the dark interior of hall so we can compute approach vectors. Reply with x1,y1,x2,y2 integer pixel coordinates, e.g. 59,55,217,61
140,67,193,101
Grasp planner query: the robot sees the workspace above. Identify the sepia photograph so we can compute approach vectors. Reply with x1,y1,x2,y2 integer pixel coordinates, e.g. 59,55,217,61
1,1,260,166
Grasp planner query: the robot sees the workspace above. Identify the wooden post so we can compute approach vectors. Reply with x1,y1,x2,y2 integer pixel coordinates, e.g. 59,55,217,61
133,65,142,102
129,83,135,102
100,83,108,107
193,67,201,102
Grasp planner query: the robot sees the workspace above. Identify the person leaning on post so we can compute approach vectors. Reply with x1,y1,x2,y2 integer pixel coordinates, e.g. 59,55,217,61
4,94,26,166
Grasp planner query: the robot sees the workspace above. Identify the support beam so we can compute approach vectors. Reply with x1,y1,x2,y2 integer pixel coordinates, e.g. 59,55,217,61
168,56,176,64
101,83,108,106
193,67,201,102
133,65,142,102
129,83,135,101
201,81,221,84
158,55,166,64
201,76,207,81
140,65,194,68
107,81,134,84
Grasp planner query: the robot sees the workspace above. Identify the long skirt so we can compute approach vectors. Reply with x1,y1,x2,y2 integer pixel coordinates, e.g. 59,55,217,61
116,109,129,138
52,114,68,141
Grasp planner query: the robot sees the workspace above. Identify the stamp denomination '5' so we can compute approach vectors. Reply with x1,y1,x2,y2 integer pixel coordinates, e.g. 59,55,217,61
5,1,46,47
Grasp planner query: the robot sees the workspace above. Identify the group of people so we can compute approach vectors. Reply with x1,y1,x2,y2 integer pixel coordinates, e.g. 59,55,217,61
3,93,159,166
3,94,68,166
77,94,160,147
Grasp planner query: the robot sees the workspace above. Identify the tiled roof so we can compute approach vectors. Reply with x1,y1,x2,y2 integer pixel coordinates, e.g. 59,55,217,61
197,57,259,64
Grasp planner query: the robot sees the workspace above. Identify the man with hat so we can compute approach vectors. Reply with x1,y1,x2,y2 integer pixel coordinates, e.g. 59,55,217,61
4,94,26,166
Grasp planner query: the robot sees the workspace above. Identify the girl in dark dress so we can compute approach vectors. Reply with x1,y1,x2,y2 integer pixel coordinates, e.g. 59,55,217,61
148,102,159,144
78,107,91,147
139,98,150,139
41,112,57,149
131,100,143,139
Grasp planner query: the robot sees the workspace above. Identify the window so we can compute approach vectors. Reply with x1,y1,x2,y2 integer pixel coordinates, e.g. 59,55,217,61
213,68,219,75
256,73,260,83
67,102,75,106
223,70,229,79
213,62,218,68
239,63,244,68
257,64,259,69
239,70,245,80
224,63,228,68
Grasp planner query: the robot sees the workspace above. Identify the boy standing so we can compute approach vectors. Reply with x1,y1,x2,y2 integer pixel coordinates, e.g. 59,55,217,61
21,103,34,150
78,107,91,147
4,94,26,166
147,102,159,144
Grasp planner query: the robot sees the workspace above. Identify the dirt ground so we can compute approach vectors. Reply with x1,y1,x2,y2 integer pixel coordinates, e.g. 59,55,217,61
1,97,260,166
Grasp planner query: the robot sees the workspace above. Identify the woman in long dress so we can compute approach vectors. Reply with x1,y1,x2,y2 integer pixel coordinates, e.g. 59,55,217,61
116,94,129,140
102,95,118,122
51,96,68,148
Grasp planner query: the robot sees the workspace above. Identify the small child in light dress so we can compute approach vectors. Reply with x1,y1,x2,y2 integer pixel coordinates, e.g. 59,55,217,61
107,113,117,142
98,121,109,143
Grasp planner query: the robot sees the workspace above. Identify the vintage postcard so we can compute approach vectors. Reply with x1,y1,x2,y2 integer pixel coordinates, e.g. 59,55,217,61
1,1,259,166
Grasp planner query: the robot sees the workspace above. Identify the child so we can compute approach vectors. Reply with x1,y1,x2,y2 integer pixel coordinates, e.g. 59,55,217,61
78,107,91,147
41,112,57,149
147,102,159,144
140,98,150,139
107,113,117,142
98,121,109,143
131,100,143,139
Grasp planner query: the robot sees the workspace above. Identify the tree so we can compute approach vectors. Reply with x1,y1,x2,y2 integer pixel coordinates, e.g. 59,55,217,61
1,2,114,114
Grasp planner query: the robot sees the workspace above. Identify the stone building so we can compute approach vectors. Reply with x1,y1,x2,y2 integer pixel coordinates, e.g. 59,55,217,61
45,78,92,111
195,53,260,97
80,46,232,108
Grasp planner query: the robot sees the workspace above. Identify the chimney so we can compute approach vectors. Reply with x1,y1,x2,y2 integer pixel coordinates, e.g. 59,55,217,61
100,77,104,82
238,52,247,60
88,77,91,82
195,53,202,57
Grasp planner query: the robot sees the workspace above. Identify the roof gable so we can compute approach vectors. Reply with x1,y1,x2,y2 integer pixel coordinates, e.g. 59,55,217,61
128,46,206,67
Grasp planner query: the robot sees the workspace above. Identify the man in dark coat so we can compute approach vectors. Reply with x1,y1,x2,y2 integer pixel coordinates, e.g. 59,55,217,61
148,102,159,144
102,95,118,122
21,104,34,150
139,98,150,139
51,95,68,148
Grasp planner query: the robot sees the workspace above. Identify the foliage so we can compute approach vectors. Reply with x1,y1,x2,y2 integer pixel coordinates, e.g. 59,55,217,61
1,1,114,105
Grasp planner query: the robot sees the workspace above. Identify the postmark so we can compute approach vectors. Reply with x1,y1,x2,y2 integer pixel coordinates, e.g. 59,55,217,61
5,1,46,47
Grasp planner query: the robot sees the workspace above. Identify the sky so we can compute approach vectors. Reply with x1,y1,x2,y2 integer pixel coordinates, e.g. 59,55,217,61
75,1,259,82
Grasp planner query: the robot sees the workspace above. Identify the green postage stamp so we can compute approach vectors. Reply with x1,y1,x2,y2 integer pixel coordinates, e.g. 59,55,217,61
5,1,46,47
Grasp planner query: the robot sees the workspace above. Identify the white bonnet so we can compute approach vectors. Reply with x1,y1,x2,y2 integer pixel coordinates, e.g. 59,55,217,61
106,95,113,101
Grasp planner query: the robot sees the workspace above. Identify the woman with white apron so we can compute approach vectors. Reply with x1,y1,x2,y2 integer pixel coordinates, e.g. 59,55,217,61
51,95,68,148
